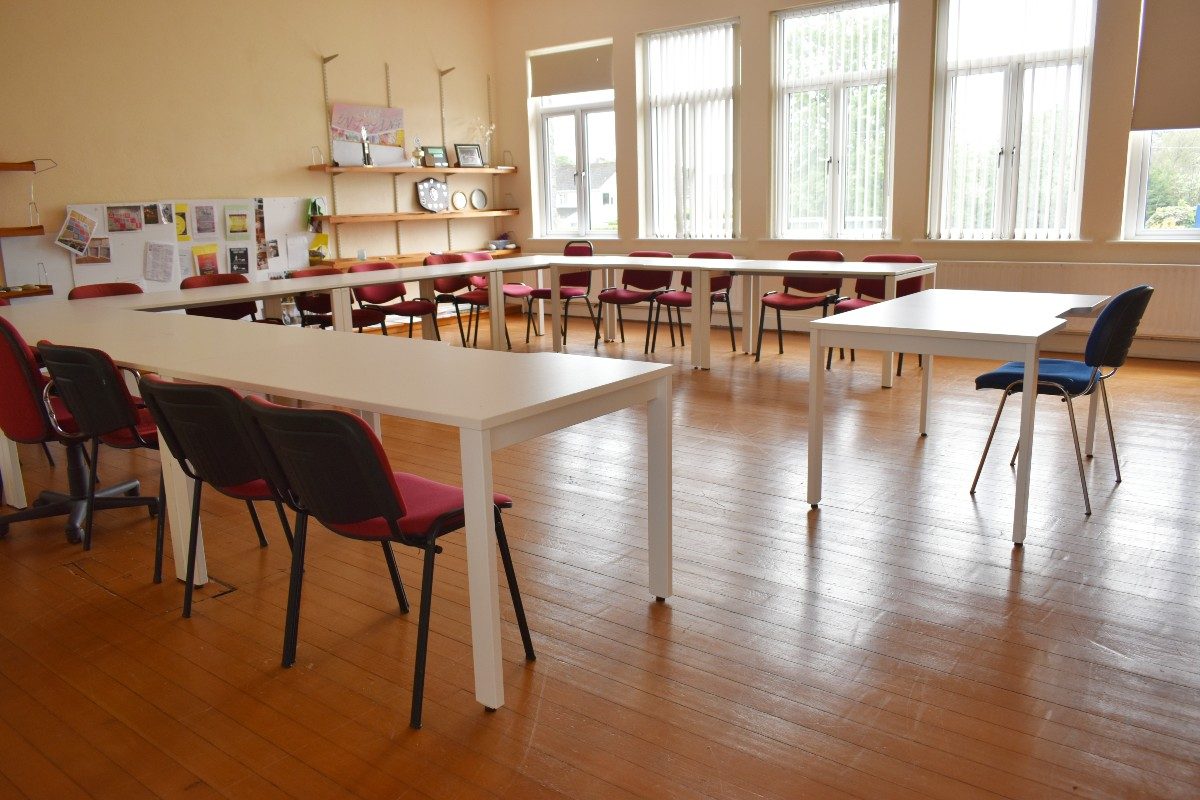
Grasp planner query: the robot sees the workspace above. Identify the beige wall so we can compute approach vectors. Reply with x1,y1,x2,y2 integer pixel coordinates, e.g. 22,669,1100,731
0,0,503,264
488,0,1200,268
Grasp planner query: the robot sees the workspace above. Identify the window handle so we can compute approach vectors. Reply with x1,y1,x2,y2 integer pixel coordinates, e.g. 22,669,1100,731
825,156,833,173
997,148,1005,167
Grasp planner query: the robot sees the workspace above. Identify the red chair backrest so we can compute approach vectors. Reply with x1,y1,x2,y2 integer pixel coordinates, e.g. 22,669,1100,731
0,298,8,306
559,241,594,288
855,254,924,300
623,251,672,291
425,253,472,294
682,251,734,292
349,262,407,305
461,252,494,289
784,249,844,295
68,282,144,300
0,316,54,444
291,267,339,315
180,273,258,321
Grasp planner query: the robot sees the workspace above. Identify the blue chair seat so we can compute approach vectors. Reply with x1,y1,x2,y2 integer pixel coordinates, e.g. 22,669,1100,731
974,358,1097,396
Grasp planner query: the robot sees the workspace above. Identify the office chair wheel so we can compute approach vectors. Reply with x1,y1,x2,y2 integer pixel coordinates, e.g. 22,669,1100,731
65,525,82,545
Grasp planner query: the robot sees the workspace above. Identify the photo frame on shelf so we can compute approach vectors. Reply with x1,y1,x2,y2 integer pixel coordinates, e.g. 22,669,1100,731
423,145,449,168
454,143,484,168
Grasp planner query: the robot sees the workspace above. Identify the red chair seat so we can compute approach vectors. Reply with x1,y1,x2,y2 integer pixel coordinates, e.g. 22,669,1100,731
458,289,490,306
387,299,436,317
319,472,513,541
217,478,277,502
530,285,588,300
834,297,875,313
502,284,533,299
654,290,693,308
598,287,657,305
765,293,831,312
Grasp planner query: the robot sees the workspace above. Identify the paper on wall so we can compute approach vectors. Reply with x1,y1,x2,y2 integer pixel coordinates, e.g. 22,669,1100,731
192,243,219,275
55,209,97,256
285,233,311,269
144,242,175,283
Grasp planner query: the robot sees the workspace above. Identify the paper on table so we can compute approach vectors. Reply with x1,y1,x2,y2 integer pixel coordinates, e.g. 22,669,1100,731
144,242,175,283
285,233,311,269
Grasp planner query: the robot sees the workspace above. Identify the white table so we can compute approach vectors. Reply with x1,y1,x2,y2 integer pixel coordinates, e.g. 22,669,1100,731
0,299,673,712
806,289,1109,544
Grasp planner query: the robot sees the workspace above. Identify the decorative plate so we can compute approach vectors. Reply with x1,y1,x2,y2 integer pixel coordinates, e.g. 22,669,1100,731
470,189,488,210
416,178,450,212
451,190,468,211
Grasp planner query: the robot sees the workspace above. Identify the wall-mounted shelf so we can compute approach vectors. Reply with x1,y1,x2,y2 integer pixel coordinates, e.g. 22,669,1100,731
308,164,517,176
0,284,53,300
314,209,519,226
319,247,523,268
0,225,46,238
0,162,38,173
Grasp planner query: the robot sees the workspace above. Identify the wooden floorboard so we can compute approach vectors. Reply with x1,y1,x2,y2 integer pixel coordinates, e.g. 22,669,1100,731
1,323,1197,798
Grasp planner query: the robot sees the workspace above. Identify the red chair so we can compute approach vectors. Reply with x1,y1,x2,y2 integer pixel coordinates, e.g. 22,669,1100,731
0,318,156,545
651,251,737,354
180,273,281,323
462,251,526,349
827,254,925,373
348,262,439,339
426,253,476,346
528,240,598,346
596,251,674,353
68,282,144,299
241,396,535,730
35,342,165,578
290,267,387,332
755,250,845,362
138,376,294,617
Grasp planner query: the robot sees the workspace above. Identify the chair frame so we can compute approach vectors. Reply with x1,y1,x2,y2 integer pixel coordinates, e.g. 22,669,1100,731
595,252,674,353
349,262,441,340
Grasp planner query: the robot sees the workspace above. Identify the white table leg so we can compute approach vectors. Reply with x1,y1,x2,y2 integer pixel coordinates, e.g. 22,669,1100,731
550,265,563,353
534,268,545,338
488,270,505,350
262,297,284,322
329,288,354,332
1085,390,1099,457
807,328,825,508
692,270,712,370
919,354,934,436
647,375,673,599
458,428,505,710
1012,344,1040,544
603,268,617,341
0,433,27,508
741,274,759,354
881,276,897,388
418,278,439,340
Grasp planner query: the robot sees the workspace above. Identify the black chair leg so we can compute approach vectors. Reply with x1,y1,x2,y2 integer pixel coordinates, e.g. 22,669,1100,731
281,512,310,668
776,308,785,355
724,297,736,352
897,353,905,376
82,439,100,551
616,305,626,343
153,469,166,583
594,301,604,348
410,539,438,729
452,305,467,346
407,316,415,338
274,501,294,549
754,300,768,362
676,306,685,347
583,298,598,345
494,507,535,661
41,442,54,467
643,303,653,354
381,541,410,613
246,500,268,547
183,480,204,616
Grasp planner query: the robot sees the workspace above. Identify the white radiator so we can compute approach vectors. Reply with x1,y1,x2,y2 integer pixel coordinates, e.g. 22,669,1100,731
936,261,1200,340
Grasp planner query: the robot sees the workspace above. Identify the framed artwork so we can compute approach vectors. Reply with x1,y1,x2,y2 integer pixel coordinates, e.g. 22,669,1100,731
454,143,484,167
423,145,449,168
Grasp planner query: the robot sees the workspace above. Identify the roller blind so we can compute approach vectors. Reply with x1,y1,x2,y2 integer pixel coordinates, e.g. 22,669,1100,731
530,44,613,98
1131,0,1200,130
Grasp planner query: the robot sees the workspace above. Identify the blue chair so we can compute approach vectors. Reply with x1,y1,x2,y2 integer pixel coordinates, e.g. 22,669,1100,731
969,285,1154,515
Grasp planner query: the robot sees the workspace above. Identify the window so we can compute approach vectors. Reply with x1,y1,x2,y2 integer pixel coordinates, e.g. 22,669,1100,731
642,20,738,239
538,90,617,237
930,0,1095,240
1123,128,1200,240
774,1,897,239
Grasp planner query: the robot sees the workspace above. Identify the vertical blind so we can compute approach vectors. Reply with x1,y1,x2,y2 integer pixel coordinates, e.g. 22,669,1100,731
774,0,896,238
643,21,737,239
936,0,1094,240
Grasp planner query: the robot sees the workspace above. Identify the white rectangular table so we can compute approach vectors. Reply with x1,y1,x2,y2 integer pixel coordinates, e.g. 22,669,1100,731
0,298,673,712
807,289,1109,544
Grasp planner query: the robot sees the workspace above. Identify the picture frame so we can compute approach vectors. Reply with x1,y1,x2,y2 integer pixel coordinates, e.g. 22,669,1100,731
423,145,449,168
454,143,484,168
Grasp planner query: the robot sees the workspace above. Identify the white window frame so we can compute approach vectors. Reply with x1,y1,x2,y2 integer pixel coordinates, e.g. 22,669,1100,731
1122,129,1200,241
772,0,897,240
536,94,616,238
640,19,739,239
928,0,1095,240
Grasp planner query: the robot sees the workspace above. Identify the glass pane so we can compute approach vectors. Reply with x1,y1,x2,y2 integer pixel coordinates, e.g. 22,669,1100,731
780,1,894,84
1013,62,1084,239
543,114,579,236
941,70,1004,238
584,109,617,234
782,89,830,236
841,82,889,236
1143,129,1200,230
946,0,1093,64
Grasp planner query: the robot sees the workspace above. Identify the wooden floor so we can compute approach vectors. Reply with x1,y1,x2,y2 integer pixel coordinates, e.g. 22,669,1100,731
2,323,1198,799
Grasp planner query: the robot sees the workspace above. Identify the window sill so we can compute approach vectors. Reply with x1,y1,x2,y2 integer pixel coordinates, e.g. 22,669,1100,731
761,237,900,244
914,237,1096,244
